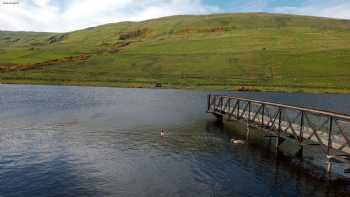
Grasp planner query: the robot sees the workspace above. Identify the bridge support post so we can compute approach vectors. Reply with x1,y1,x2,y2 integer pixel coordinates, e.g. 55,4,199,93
246,119,250,141
220,97,224,112
237,100,240,120
298,111,305,159
275,138,279,152
207,94,211,112
326,155,333,178
326,116,334,178
275,109,282,152
327,161,332,175
246,101,251,140
261,104,265,127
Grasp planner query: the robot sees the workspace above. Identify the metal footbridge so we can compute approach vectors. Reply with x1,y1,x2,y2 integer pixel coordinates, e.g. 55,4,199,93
207,94,350,176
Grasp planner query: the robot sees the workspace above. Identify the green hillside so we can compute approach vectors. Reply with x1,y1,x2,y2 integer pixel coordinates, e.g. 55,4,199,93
1,13,350,92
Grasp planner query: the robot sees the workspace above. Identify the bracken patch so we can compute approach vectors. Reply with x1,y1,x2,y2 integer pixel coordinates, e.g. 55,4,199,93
0,54,90,72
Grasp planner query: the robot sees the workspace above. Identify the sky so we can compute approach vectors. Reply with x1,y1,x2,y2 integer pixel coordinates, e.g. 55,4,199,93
0,0,350,32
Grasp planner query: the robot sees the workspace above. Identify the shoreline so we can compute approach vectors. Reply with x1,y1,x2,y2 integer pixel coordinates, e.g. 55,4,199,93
1,79,350,94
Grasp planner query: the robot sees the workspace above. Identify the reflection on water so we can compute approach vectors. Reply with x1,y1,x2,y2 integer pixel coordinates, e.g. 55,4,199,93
0,85,349,197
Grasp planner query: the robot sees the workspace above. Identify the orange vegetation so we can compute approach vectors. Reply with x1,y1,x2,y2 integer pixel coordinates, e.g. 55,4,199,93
176,27,225,35
0,54,90,72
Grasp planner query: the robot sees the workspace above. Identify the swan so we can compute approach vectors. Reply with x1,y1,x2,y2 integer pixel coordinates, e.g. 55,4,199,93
230,139,245,144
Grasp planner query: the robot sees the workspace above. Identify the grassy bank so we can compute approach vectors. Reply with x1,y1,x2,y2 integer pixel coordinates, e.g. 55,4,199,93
1,13,350,93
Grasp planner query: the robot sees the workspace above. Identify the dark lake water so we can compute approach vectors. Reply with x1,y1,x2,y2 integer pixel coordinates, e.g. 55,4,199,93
0,85,350,197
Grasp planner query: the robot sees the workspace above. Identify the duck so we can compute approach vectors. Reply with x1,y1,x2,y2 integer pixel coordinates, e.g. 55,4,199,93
160,128,166,137
230,139,245,144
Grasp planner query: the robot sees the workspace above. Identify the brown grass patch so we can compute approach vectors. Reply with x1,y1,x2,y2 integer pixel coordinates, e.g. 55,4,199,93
0,54,91,72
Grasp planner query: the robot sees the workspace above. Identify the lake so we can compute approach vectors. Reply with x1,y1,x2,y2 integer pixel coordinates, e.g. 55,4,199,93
0,85,350,197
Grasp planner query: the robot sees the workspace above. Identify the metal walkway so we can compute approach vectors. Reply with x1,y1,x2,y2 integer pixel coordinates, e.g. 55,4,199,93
207,94,350,175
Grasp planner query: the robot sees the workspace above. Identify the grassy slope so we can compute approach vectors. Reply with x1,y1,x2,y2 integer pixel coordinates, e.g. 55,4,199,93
1,13,350,92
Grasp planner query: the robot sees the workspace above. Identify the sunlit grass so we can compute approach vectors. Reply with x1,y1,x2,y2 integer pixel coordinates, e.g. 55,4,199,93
1,13,350,93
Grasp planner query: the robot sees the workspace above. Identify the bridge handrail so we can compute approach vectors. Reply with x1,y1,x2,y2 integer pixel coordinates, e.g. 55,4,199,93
210,95,350,121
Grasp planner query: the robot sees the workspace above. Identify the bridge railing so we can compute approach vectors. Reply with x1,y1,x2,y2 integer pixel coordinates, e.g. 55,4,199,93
208,94,350,156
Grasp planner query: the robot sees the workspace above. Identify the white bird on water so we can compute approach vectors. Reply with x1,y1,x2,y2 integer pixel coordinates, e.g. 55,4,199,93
230,139,245,144
160,128,166,137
